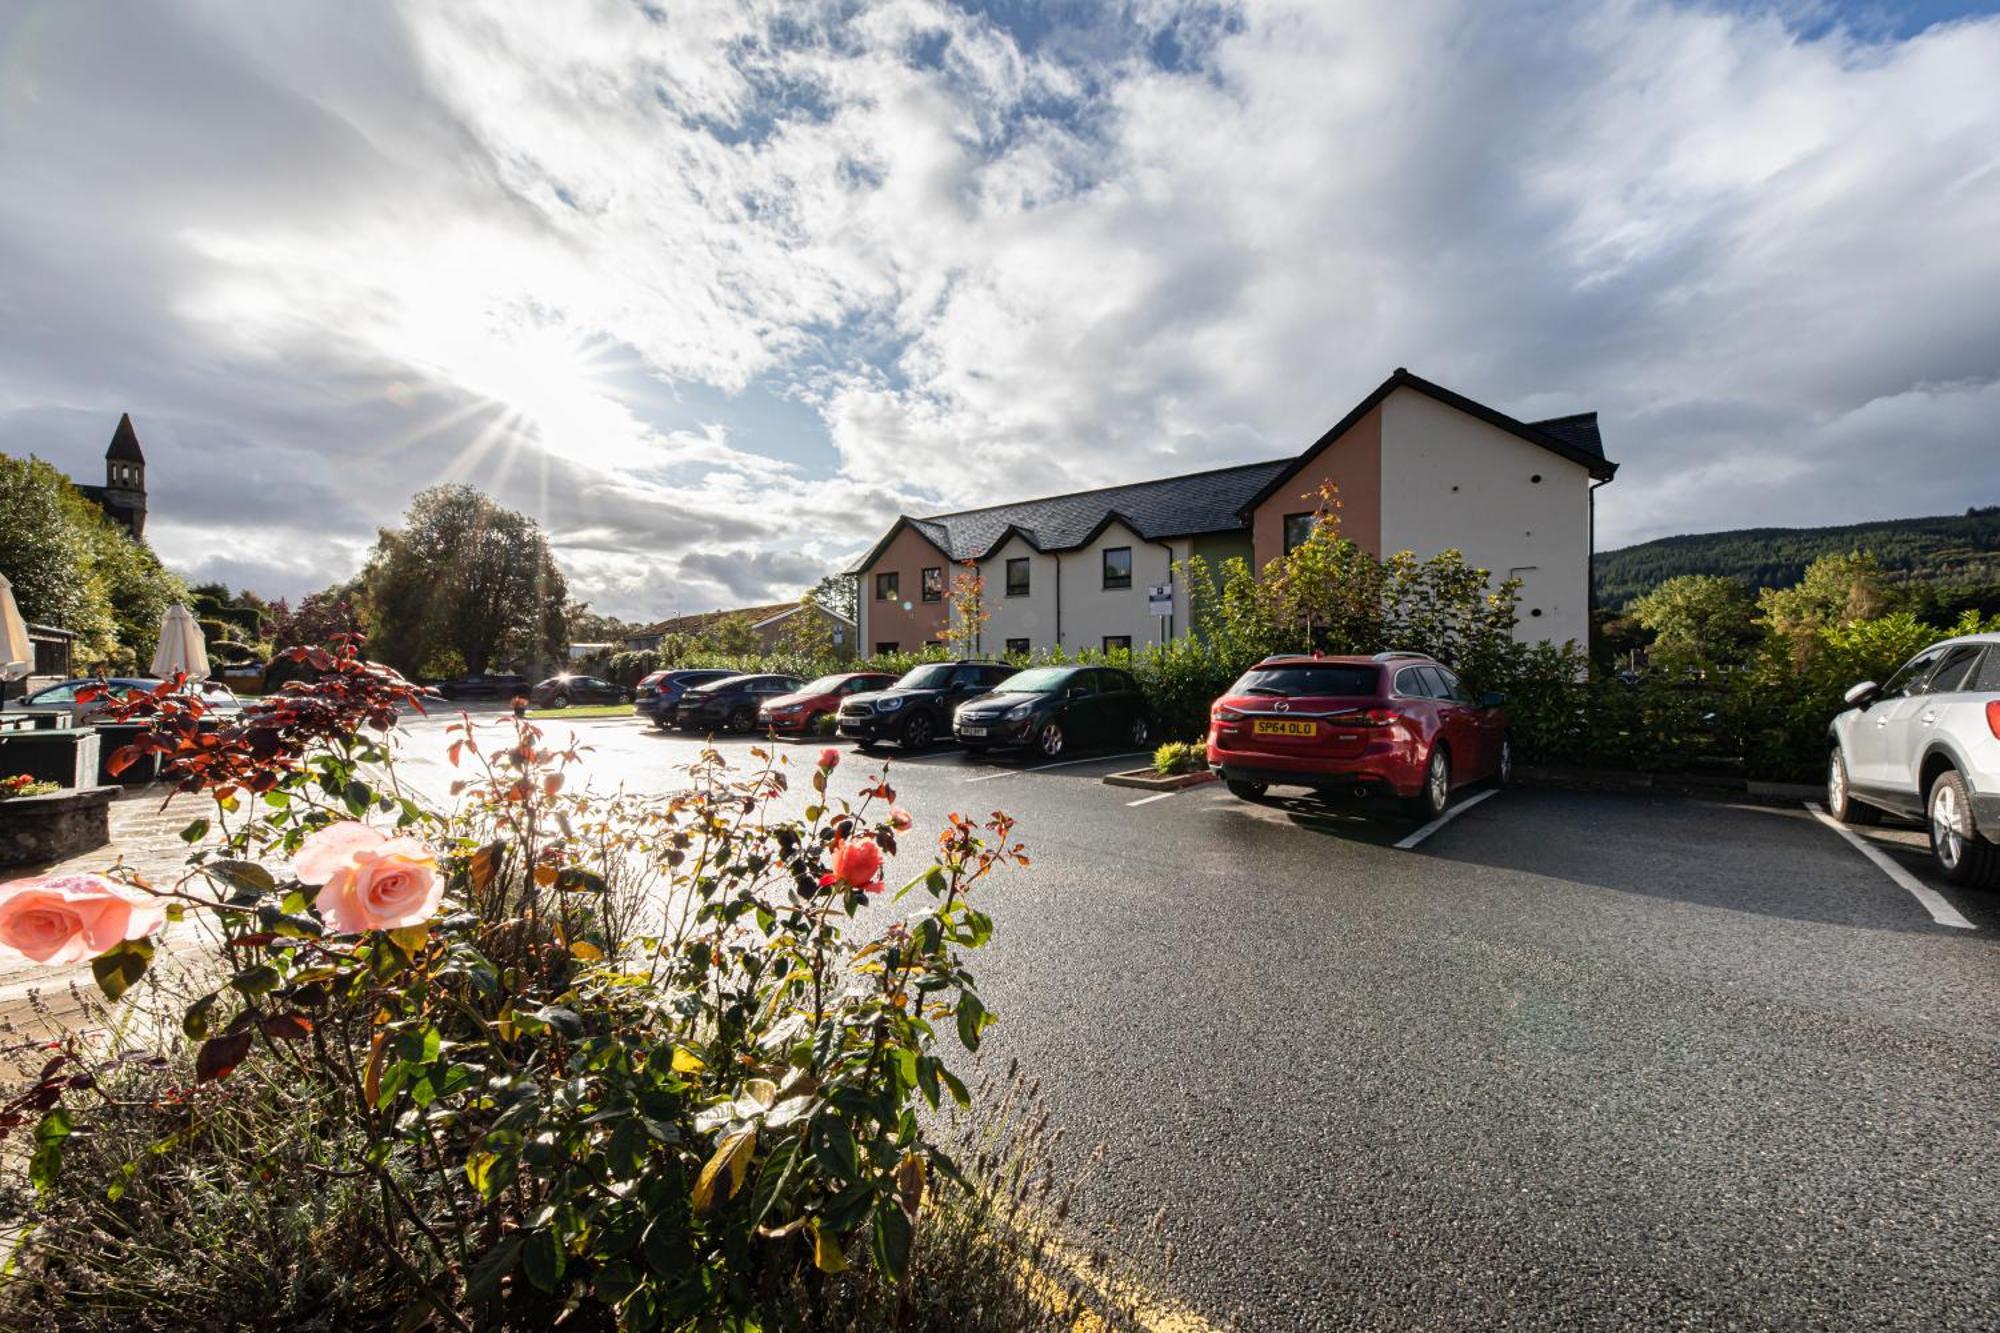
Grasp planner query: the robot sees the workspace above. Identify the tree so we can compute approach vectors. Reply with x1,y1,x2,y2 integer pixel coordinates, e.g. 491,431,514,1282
266,581,365,651
805,573,857,624
359,485,569,677
1631,574,1759,666
564,599,637,645
0,453,114,656
1757,551,1888,662
934,562,986,656
703,614,760,656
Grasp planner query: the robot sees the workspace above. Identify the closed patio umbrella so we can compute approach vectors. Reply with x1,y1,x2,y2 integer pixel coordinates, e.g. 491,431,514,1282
150,603,211,682
0,573,30,707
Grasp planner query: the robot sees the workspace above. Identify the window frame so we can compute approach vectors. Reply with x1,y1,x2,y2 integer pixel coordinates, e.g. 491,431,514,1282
874,642,899,656
920,567,944,603
1924,645,1984,695
1005,558,1031,598
1882,647,1946,698
1101,547,1133,590
1282,512,1318,554
1101,634,1133,654
874,571,900,602
1004,637,1030,655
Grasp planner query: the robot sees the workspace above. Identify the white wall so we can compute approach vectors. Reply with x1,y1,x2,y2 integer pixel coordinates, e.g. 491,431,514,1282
979,535,1061,652
1377,387,1594,648
1053,523,1186,652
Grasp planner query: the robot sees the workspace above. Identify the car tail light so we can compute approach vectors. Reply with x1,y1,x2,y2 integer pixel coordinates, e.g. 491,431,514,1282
1353,707,1401,726
1988,699,2000,739
1212,704,1245,721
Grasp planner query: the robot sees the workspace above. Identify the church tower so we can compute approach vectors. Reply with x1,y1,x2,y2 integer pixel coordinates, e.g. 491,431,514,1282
101,412,147,539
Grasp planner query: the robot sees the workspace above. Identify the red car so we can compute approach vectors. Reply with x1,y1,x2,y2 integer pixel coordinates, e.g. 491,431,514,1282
1206,652,1509,818
757,671,899,735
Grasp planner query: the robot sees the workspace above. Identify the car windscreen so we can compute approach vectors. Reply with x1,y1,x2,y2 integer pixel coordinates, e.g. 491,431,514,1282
1230,664,1379,697
800,675,855,693
992,667,1073,694
690,677,751,694
895,664,956,690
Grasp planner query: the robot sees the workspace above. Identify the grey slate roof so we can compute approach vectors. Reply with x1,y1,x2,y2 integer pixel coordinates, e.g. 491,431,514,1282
911,459,1293,562
1525,412,1604,460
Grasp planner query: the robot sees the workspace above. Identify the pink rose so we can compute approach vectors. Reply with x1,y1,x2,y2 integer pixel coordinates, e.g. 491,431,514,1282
818,747,840,770
0,873,166,965
824,836,885,895
889,807,913,832
294,821,442,934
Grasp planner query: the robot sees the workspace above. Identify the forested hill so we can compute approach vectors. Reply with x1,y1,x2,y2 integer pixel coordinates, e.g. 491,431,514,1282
1594,507,2000,608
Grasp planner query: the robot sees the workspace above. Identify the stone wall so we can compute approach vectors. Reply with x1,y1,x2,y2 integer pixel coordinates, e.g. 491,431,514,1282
0,786,116,868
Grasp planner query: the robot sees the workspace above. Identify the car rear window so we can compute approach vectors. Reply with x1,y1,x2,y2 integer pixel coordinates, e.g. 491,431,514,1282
1230,664,1380,697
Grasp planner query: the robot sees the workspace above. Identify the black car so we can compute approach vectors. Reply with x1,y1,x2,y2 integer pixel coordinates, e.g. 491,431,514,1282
527,674,628,708
671,673,806,733
634,669,739,728
837,660,1018,750
434,673,530,701
953,665,1153,759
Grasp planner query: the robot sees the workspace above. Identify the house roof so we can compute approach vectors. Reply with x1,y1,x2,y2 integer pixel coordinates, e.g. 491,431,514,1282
106,413,144,463
751,603,855,630
630,602,799,640
1239,368,1616,515
850,459,1293,573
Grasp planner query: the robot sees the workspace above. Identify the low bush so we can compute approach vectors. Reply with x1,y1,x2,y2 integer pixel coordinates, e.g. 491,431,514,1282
1151,742,1204,776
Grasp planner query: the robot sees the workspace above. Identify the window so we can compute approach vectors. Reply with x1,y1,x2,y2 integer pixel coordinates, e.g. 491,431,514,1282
949,665,988,689
1283,513,1318,554
1230,663,1379,697
1006,558,1031,597
1065,671,1100,696
874,571,899,601
1976,649,2000,692
921,567,944,602
984,666,1017,686
1102,547,1132,590
1433,667,1473,704
1395,667,1436,697
875,642,899,655
1881,647,1946,699
1925,646,1984,694
1005,638,1030,655
1102,635,1132,654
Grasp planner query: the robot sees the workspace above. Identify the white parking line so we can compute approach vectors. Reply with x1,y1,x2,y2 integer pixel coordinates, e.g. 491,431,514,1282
1394,789,1497,850
1125,791,1178,807
962,751,1150,784
1804,803,1976,930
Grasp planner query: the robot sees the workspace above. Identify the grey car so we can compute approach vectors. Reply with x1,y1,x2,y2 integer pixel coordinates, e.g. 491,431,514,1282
1826,632,2000,887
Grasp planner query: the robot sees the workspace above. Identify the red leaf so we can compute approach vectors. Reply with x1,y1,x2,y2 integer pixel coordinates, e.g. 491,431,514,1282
195,1031,254,1083
259,1012,314,1041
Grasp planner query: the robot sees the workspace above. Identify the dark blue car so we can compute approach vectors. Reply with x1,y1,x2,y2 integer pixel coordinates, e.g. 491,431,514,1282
633,669,738,729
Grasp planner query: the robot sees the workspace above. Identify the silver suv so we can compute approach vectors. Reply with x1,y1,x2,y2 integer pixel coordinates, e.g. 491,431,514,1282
1826,633,2000,887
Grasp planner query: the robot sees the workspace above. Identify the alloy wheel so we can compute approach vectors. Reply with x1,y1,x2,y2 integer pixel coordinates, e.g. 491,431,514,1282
1039,722,1065,758
1426,749,1449,816
1497,738,1512,786
1130,715,1150,747
904,714,933,748
1931,781,1965,872
1828,753,1845,811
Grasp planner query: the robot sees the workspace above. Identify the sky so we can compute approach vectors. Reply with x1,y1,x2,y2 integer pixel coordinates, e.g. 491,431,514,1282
1,0,1997,621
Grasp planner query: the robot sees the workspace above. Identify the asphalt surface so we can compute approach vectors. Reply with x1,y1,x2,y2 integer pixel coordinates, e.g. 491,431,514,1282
396,711,2000,1331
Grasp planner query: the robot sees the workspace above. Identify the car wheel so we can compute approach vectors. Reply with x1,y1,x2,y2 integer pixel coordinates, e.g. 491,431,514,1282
1826,748,1880,825
549,693,570,709
902,712,935,749
1407,746,1449,821
1495,735,1513,787
1225,779,1268,802
729,706,756,733
1128,715,1151,748
1928,770,2000,889
1037,721,1065,759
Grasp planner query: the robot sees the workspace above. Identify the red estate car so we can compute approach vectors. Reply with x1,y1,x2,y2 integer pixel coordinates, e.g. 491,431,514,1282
757,671,899,735
1207,652,1510,818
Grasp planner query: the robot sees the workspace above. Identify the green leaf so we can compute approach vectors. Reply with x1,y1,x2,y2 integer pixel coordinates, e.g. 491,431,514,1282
342,779,371,816
871,1203,913,1284
91,938,154,1002
809,1218,848,1274
521,1229,564,1294
182,992,219,1040
811,1115,858,1183
179,817,210,844
231,963,282,998
939,1068,971,1108
463,1234,522,1303
207,859,276,896
956,992,989,1052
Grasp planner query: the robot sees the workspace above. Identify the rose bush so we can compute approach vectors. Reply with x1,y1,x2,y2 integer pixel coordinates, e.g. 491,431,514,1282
0,635,1030,1329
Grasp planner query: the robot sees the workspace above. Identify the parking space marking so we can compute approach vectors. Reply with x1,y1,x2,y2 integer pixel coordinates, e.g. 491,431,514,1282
1804,803,1976,930
1125,791,1178,807
1393,789,1497,850
962,751,1149,784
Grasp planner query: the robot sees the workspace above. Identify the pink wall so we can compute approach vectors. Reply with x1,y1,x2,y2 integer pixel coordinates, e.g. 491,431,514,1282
860,524,950,651
1251,402,1382,569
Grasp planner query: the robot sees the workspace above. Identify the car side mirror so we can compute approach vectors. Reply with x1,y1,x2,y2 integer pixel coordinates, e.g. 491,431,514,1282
1067,685,1089,698
1479,691,1504,708
1844,681,1880,708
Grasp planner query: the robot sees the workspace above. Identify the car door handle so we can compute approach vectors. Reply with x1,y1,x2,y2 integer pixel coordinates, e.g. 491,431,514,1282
1920,710,1937,725
1874,716,1888,727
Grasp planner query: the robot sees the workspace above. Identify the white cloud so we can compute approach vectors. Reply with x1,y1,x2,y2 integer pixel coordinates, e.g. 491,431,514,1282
1,0,1996,623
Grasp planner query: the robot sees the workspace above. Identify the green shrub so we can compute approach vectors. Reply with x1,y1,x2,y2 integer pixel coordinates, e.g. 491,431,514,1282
1151,742,1203,776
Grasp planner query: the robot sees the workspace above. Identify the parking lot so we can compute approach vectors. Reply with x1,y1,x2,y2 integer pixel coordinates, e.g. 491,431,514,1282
398,712,2000,1330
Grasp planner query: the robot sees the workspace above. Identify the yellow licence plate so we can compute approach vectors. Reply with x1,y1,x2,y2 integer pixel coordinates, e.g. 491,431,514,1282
1252,718,1316,737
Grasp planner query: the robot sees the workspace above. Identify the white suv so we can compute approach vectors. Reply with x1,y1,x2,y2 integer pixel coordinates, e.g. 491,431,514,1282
1826,632,2000,888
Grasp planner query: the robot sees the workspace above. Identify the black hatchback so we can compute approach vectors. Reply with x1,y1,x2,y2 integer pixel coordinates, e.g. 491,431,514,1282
953,665,1153,759
837,660,1017,750
671,674,805,733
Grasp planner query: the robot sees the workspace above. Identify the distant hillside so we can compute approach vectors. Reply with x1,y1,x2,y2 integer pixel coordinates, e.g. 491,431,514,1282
1594,506,2000,609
